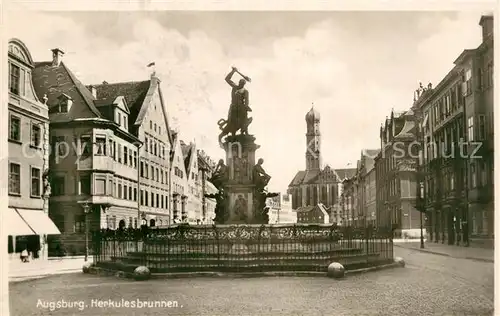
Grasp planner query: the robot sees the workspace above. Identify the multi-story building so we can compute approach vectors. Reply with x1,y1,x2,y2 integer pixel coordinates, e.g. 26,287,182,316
93,73,174,227
33,48,144,254
197,150,217,224
415,15,494,245
341,176,359,227
361,149,379,227
266,193,297,224
296,204,329,224
375,109,422,237
170,132,188,222
181,141,202,223
288,107,356,222
6,38,59,260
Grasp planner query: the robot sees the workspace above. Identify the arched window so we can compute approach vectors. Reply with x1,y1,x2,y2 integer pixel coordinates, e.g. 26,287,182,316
118,219,126,230
306,186,311,206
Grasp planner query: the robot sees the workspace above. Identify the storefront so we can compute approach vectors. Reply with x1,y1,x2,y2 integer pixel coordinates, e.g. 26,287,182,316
4,208,61,261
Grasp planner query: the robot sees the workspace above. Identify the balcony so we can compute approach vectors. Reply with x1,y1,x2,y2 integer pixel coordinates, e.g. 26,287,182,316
77,155,114,172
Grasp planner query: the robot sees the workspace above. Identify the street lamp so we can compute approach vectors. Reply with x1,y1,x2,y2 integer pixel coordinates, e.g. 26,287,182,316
82,202,92,262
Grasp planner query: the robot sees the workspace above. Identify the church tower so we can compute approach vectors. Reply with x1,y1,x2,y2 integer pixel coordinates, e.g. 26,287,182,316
305,106,322,170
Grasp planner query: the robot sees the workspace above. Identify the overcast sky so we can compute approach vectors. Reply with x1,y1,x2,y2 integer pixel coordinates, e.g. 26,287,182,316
6,11,488,192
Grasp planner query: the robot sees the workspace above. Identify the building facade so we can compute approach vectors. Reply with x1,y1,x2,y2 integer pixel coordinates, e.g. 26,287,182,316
93,74,174,228
266,193,297,224
375,109,422,237
197,150,217,224
7,38,60,260
170,132,188,223
288,107,356,223
296,204,329,224
361,149,379,227
415,15,494,245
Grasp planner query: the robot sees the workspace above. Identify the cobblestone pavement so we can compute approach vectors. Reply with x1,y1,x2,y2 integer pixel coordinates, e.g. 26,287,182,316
395,241,494,262
9,248,494,316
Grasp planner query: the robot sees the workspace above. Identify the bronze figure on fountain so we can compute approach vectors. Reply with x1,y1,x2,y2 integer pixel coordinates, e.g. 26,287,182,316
218,67,253,146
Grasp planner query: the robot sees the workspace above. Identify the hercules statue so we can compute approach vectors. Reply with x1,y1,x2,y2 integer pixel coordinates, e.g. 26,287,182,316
218,67,253,147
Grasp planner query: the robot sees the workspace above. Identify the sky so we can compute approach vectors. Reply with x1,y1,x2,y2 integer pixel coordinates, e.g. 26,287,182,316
6,10,488,192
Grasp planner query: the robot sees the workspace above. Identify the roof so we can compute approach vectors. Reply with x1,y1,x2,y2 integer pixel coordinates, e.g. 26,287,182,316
92,80,150,133
288,167,357,187
335,168,357,180
180,141,193,172
33,61,102,119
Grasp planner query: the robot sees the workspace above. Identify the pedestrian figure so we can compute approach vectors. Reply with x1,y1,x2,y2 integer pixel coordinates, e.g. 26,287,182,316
20,248,29,263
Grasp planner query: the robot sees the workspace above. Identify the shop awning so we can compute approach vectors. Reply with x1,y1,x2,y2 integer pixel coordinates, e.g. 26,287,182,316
16,209,61,235
3,208,36,236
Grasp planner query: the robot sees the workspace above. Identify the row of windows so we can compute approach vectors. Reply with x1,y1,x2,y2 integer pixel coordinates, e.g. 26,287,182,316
9,114,42,147
108,138,138,169
140,189,169,209
8,163,42,197
144,134,167,160
115,111,128,130
140,161,168,183
173,166,184,179
149,120,162,135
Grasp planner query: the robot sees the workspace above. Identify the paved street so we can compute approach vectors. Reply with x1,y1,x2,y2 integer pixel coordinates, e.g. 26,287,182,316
9,248,494,316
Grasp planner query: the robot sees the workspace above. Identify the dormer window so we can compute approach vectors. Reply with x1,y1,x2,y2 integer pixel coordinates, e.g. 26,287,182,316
56,93,73,113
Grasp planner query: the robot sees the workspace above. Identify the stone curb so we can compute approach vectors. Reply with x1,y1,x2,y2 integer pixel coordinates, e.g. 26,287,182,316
394,244,494,263
88,262,401,280
9,269,82,283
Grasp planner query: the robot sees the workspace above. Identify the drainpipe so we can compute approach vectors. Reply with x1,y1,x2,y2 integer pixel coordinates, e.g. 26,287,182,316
137,142,143,226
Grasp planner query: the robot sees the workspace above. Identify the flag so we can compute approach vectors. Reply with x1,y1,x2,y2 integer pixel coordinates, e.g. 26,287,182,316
147,62,155,67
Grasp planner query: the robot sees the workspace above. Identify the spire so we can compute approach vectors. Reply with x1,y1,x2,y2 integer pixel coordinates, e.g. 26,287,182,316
305,103,320,122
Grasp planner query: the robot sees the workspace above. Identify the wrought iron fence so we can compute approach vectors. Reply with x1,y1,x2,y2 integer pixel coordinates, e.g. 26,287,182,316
93,224,393,273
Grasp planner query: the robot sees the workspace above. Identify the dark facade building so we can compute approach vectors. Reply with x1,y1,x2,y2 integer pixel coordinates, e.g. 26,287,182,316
296,204,329,224
415,15,494,246
375,109,422,237
288,107,356,224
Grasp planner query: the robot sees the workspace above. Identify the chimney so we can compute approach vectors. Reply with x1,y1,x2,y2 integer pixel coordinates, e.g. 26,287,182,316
89,85,97,98
51,48,65,67
479,15,493,42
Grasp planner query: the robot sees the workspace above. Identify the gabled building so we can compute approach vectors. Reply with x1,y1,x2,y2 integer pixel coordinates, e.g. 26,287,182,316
359,149,380,227
170,132,188,222
375,109,422,238
6,39,60,260
32,48,143,254
287,107,356,224
266,193,297,224
296,204,330,224
92,73,174,228
181,140,202,223
197,150,218,224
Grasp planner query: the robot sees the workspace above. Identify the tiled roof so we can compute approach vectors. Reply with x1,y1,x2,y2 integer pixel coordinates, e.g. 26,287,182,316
33,61,102,119
296,206,315,213
288,171,306,187
180,141,193,172
92,80,150,134
303,170,321,184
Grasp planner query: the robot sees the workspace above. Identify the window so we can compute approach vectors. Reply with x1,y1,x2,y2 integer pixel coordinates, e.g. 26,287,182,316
140,190,144,205
80,175,91,195
108,179,113,196
134,218,138,228
52,176,65,196
9,63,20,94
95,178,106,195
93,136,106,155
156,168,159,182
480,162,487,186
108,139,113,157
154,123,157,132
141,162,145,177
9,115,21,141
161,195,164,208
74,215,85,233
161,170,164,183
478,115,486,141
117,144,122,163
80,136,92,157
467,116,474,142
9,163,20,195
129,217,133,228
128,150,133,167
150,120,153,129
465,69,472,95
129,186,132,200
30,124,41,147
145,138,148,152
124,147,128,164
445,94,451,115
487,63,493,88
145,190,149,206
145,163,149,178
118,184,122,199
112,141,116,160
31,167,41,197
124,184,128,199
134,188,137,201
151,166,155,180
471,163,477,188
133,151,137,168
156,194,159,208
151,192,154,207
477,68,483,90
159,127,161,134
150,140,153,153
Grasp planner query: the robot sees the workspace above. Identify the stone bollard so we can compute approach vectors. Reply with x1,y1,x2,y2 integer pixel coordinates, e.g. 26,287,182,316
327,262,345,279
82,262,93,274
133,266,151,281
394,257,405,267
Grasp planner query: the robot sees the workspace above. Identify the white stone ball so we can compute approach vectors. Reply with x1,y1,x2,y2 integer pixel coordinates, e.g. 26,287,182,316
394,257,405,267
82,262,93,273
133,266,151,281
327,262,345,279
